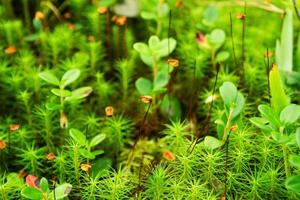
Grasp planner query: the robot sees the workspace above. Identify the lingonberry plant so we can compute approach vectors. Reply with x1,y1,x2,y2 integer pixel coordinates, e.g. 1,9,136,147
0,0,300,199
39,69,93,129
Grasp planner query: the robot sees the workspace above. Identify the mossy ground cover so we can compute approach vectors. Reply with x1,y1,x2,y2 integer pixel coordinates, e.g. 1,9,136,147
0,0,300,199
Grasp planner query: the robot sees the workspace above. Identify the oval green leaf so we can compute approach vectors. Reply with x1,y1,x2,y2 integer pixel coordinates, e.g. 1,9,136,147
39,71,60,86
61,69,80,88
280,104,300,125
69,128,86,146
90,134,106,147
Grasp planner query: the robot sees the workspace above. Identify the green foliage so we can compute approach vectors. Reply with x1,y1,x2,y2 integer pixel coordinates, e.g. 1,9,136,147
217,82,245,141
134,35,176,67
21,176,72,200
0,1,299,199
69,128,106,160
276,9,293,72
269,64,290,114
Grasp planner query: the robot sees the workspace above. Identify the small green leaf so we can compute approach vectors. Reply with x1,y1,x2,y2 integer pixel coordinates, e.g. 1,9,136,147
249,117,273,132
51,89,72,97
153,71,169,91
91,150,104,157
202,6,219,26
33,19,42,31
289,154,300,169
258,104,281,128
45,102,61,111
204,136,222,150
158,38,177,57
6,173,23,186
39,71,60,86
54,183,72,199
275,40,282,68
280,104,300,125
140,55,153,66
160,95,182,121
216,51,230,62
65,87,93,102
135,77,153,95
90,134,106,147
21,187,43,200
286,175,300,193
231,92,245,118
219,82,237,106
149,35,160,50
296,128,300,148
269,64,290,114
297,30,300,71
271,131,291,144
141,11,157,20
69,128,86,146
208,29,225,49
133,43,151,55
40,177,49,192
61,69,80,88
92,158,112,179
279,9,293,72
79,148,95,159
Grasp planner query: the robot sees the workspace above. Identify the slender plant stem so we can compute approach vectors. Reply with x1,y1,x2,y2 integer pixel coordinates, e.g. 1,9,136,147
229,12,238,69
117,26,121,59
282,145,290,177
53,180,56,200
106,10,113,65
2,0,14,18
124,25,128,57
1,186,6,200
223,131,231,200
126,103,152,170
22,0,31,31
292,0,300,21
188,64,220,153
265,48,271,101
241,2,247,78
222,109,234,144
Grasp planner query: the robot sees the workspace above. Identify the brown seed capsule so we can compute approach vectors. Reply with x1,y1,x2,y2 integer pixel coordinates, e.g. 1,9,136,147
230,124,238,132
81,163,92,172
163,150,175,161
271,63,276,71
167,58,179,68
98,7,108,14
87,35,95,42
60,112,68,129
140,95,153,104
264,51,273,58
105,106,114,117
64,12,72,19
112,16,127,26
220,196,226,200
205,94,218,104
175,0,183,8
46,153,55,161
236,13,246,20
5,46,17,55
18,169,27,179
67,23,76,31
35,11,44,20
9,124,20,131
0,140,6,150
